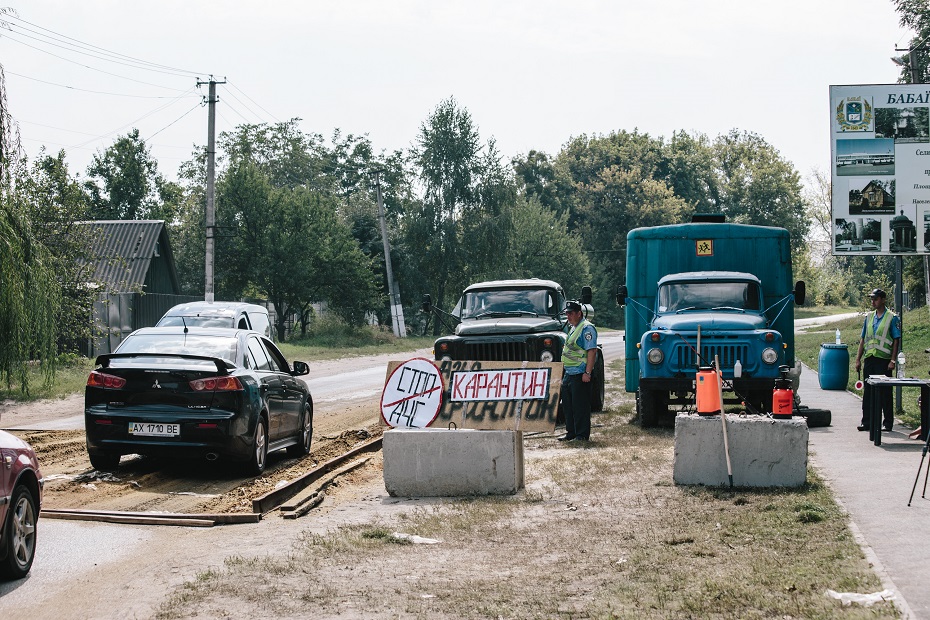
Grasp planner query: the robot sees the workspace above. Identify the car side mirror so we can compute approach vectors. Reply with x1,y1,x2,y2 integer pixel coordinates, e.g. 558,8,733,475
581,286,593,305
421,294,432,313
616,284,628,307
292,360,310,376
793,281,806,306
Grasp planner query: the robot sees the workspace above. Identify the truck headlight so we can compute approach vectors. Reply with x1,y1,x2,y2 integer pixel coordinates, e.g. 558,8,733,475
540,350,555,362
762,348,778,364
440,355,452,362
646,348,664,365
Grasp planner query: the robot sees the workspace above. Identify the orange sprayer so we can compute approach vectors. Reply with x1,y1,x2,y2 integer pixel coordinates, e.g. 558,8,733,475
696,367,721,415
772,365,793,419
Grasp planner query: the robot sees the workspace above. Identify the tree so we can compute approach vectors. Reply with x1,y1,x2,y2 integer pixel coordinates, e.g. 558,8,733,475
216,162,379,337
710,130,808,251
408,98,516,333
0,62,60,391
21,150,96,351
892,0,930,83
500,195,590,289
85,128,182,221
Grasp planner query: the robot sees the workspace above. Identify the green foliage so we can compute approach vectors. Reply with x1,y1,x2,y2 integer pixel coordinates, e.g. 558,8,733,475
84,128,182,221
0,64,61,393
408,98,516,333
892,0,930,83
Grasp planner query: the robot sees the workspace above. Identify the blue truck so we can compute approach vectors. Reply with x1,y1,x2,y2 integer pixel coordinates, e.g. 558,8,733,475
617,216,806,427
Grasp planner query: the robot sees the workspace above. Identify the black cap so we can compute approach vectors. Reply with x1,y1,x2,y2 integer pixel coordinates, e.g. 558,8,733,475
565,300,583,312
869,288,886,299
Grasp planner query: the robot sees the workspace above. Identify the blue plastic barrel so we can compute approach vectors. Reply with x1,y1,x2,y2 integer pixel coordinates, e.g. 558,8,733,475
818,343,849,390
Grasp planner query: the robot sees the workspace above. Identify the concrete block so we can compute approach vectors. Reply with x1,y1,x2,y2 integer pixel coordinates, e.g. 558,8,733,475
674,414,808,487
383,428,524,496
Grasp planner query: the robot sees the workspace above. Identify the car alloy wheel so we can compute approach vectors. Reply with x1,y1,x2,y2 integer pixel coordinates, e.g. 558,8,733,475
1,485,37,579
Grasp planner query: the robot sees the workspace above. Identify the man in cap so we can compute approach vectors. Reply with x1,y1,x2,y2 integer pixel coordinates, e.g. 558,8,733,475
558,300,598,442
854,288,902,432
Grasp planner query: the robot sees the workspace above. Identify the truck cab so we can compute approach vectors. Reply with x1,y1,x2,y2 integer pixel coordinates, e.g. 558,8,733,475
423,279,605,412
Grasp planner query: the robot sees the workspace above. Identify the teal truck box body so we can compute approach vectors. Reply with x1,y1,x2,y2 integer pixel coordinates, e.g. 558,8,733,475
621,221,802,426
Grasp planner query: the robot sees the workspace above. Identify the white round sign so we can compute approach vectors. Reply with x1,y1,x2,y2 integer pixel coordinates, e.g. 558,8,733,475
380,358,444,428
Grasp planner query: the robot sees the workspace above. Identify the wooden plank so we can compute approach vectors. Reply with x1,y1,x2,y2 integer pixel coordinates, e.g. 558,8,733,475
279,456,371,512
251,437,383,514
41,508,260,524
41,511,216,527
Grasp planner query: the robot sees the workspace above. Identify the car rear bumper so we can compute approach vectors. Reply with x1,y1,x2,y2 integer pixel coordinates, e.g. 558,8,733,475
84,405,256,461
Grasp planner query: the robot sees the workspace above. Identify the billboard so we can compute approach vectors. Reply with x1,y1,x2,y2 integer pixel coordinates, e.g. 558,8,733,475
830,84,930,255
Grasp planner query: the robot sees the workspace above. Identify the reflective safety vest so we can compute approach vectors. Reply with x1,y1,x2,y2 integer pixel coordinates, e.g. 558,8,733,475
864,310,895,359
563,319,593,370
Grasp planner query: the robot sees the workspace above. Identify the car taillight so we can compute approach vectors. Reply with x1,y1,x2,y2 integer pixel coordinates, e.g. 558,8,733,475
189,376,243,392
87,371,127,389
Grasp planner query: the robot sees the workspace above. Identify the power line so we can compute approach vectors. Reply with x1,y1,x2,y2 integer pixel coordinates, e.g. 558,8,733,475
2,12,207,77
227,80,280,124
146,102,202,141
1,33,198,88
71,87,200,149
5,69,199,98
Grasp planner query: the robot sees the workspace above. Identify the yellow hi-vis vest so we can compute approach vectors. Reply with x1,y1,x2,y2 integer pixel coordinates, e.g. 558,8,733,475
864,310,895,359
563,319,593,370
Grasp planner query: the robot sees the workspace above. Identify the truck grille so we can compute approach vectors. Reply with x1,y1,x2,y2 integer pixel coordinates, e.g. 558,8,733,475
673,343,749,371
460,341,530,362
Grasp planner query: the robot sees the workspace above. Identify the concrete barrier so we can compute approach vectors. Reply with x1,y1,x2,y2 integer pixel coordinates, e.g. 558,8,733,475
673,414,808,487
383,428,524,496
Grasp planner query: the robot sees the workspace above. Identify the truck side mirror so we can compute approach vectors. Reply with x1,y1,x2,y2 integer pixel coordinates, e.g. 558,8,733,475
421,294,432,313
581,286,593,305
616,285,628,306
793,281,806,306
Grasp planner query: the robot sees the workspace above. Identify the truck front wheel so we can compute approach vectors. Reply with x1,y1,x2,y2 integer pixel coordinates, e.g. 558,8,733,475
638,388,668,428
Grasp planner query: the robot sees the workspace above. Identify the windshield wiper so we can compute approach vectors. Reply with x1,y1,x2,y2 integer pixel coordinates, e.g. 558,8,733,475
710,306,746,312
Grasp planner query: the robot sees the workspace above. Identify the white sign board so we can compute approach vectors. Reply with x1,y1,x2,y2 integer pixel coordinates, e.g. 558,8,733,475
830,84,930,255
451,367,551,402
380,358,444,428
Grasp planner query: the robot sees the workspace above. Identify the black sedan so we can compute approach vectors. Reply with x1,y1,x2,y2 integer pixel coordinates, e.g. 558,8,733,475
84,327,313,475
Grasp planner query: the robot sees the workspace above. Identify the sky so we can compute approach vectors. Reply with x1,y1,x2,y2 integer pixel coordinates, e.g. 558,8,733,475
0,0,918,189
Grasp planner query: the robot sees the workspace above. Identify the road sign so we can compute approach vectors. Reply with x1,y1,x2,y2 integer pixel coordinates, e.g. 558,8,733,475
380,358,444,428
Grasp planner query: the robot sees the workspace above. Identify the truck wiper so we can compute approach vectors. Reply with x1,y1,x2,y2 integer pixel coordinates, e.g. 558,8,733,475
710,306,745,312
674,306,699,313
472,310,537,319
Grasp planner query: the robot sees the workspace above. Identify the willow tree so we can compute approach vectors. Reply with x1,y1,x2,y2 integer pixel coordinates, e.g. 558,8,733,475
0,60,61,392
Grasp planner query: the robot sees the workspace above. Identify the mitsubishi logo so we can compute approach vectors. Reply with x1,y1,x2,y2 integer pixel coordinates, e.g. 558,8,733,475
152,379,162,389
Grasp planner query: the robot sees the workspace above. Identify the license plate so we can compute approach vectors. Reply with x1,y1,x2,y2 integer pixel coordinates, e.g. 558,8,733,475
128,422,180,437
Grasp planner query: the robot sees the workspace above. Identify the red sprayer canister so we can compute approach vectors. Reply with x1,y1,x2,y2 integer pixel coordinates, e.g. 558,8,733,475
696,367,721,415
772,365,793,419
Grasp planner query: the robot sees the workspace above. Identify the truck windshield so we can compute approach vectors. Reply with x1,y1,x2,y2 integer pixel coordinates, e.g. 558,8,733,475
657,281,761,313
459,289,559,319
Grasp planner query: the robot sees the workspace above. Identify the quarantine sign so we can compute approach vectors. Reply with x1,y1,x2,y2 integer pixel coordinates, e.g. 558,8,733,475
382,360,562,431
380,358,444,428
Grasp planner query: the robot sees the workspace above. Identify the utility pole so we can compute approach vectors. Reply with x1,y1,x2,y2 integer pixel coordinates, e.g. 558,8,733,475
197,76,226,302
371,170,406,337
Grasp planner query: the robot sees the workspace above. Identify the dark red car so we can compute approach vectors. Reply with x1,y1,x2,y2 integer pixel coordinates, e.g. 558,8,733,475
0,428,42,579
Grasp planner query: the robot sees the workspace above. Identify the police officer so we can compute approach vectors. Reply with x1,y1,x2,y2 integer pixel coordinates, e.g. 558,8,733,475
559,300,598,442
854,288,901,432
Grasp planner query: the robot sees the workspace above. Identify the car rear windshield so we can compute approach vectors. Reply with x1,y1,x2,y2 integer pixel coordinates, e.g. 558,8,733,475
157,316,235,328
115,334,239,364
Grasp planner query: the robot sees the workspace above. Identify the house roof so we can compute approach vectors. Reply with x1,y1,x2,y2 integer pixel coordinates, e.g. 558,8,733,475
75,220,181,293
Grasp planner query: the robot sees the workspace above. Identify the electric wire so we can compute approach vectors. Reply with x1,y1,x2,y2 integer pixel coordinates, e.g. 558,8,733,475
146,102,203,141
227,80,280,124
1,32,199,88
71,86,200,149
4,69,200,98
2,12,207,76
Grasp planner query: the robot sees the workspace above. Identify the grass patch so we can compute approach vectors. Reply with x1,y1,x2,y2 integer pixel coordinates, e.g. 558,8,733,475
0,355,94,401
